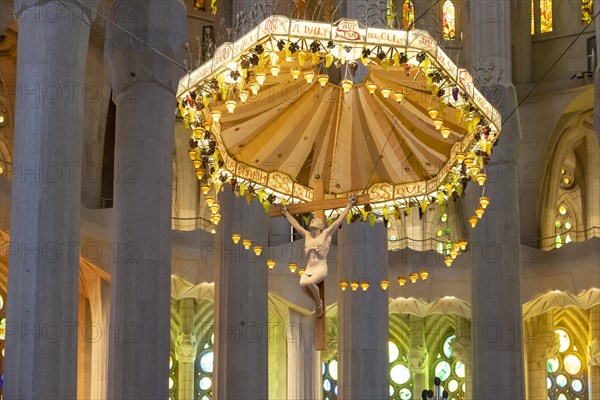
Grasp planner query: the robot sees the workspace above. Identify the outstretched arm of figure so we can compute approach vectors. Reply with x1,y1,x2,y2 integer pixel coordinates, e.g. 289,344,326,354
325,194,358,233
280,204,310,237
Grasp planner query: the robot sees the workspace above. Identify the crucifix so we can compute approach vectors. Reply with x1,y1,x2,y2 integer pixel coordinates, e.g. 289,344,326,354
270,177,370,350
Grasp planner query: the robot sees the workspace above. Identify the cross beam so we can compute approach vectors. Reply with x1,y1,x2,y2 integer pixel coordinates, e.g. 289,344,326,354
268,193,370,218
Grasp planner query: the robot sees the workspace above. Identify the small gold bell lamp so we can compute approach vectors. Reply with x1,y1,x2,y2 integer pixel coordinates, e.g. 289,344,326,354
380,88,392,99
340,280,348,290
266,259,276,270
397,276,407,287
360,281,370,291
469,215,478,228
380,280,390,291
341,79,353,93
242,239,252,250
366,82,377,95
231,233,241,244
288,263,297,274
350,281,359,291
419,270,429,281
317,74,329,87
253,245,262,256
290,68,301,80
479,196,490,209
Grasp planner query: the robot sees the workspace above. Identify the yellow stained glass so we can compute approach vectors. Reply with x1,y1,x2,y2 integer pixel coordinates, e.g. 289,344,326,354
540,0,553,33
531,0,535,34
402,0,415,30
583,0,593,24
442,0,456,40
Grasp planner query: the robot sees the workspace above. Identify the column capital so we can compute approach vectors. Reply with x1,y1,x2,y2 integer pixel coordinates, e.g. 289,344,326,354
407,347,427,373
529,331,560,368
451,337,472,365
175,333,197,363
104,0,187,98
15,0,99,21
588,337,600,367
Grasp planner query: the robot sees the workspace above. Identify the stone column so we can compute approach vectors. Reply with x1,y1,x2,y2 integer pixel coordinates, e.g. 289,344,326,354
594,0,600,143
588,305,600,398
464,2,524,396
287,308,320,400
214,187,269,399
407,315,427,395
104,1,187,399
338,222,389,399
452,315,472,400
525,312,559,400
4,1,98,398
511,0,532,84
464,0,512,83
468,84,526,399
176,298,197,400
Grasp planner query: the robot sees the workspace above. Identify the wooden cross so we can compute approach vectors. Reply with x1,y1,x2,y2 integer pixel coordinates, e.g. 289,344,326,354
269,177,370,350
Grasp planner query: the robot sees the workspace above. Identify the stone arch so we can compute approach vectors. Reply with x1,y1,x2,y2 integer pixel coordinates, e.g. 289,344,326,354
538,108,599,250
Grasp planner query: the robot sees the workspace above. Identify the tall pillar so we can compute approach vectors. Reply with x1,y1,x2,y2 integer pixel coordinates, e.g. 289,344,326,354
525,312,559,400
588,305,600,398
176,298,197,400
511,0,532,84
452,315,472,400
214,187,269,399
338,222,389,399
594,0,600,143
464,0,512,83
104,1,187,399
468,84,525,399
286,309,320,400
464,1,524,397
4,1,98,398
407,315,427,395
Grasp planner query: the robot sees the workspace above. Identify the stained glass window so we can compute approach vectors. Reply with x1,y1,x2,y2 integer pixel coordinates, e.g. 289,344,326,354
555,202,573,249
547,328,588,399
322,358,338,399
195,331,214,399
582,0,593,24
389,340,414,399
402,0,415,30
540,0,553,33
531,0,536,34
431,335,465,399
169,353,178,400
442,0,456,40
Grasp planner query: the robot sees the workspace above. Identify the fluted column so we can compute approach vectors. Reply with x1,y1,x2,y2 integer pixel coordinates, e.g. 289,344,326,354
214,187,269,399
407,315,427,395
338,222,388,399
464,3,523,396
286,309,320,400
525,313,559,400
4,1,98,398
468,84,525,399
589,305,600,398
176,298,197,400
511,0,532,84
104,1,187,399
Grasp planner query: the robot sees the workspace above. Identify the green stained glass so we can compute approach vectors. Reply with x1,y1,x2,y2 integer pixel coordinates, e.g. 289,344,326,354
443,335,455,358
435,361,452,381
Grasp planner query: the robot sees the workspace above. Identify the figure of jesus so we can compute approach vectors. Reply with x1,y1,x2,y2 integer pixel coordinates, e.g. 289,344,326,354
280,195,358,317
